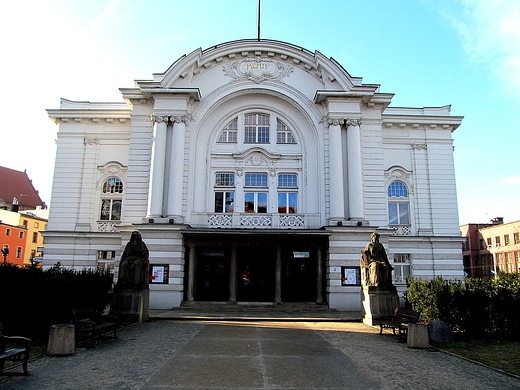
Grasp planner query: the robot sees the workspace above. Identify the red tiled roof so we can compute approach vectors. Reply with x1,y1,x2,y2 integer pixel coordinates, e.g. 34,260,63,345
0,166,46,210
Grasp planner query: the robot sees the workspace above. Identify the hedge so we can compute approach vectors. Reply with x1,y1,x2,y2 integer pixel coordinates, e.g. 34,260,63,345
0,263,114,340
406,272,520,337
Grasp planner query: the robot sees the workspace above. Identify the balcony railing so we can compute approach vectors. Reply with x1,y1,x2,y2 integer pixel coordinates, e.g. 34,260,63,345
196,213,320,229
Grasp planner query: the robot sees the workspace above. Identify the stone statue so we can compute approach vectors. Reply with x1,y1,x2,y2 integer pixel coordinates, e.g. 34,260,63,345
360,232,394,289
117,231,149,290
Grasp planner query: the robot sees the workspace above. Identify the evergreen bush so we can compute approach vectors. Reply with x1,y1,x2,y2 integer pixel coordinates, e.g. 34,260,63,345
0,263,113,340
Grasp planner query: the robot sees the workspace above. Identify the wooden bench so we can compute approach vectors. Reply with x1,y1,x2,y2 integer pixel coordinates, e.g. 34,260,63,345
0,322,31,376
71,309,119,348
379,308,420,342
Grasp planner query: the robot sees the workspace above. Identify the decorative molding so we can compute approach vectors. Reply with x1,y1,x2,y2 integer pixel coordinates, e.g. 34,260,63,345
346,119,362,127
171,115,188,124
327,118,344,127
151,115,169,123
223,57,294,84
245,154,268,167
412,144,427,150
280,215,305,227
84,138,99,145
240,215,272,227
208,214,232,227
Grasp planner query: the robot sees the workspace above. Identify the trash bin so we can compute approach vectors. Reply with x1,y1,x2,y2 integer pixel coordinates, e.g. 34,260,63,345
47,324,75,356
407,323,429,349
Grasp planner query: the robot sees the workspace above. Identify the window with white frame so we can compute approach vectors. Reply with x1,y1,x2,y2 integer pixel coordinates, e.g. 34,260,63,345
393,254,411,284
244,173,268,213
277,173,297,213
97,250,115,274
100,177,123,221
244,113,269,143
218,118,238,143
5,228,10,237
388,181,409,225
276,120,295,144
16,246,22,259
214,173,235,213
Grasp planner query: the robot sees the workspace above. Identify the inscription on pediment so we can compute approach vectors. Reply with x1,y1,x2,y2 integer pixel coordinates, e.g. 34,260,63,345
223,57,293,83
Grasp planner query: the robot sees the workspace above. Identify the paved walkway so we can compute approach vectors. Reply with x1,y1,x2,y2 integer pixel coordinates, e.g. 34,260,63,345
2,312,519,389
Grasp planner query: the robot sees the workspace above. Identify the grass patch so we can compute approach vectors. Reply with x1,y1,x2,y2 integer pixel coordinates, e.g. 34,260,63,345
434,338,520,376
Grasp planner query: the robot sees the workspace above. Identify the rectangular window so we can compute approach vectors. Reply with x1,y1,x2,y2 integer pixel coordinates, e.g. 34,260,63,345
504,234,510,245
515,252,520,272
214,191,235,213
244,192,267,213
32,232,38,243
5,228,10,237
506,252,514,272
486,237,492,246
22,220,28,227
388,203,409,225
278,192,297,213
19,231,24,239
497,253,505,271
514,233,520,244
215,173,235,187
479,239,486,250
100,199,122,221
245,173,268,187
278,174,297,188
495,236,501,246
16,247,22,259
34,222,39,228
393,254,411,284
244,113,269,143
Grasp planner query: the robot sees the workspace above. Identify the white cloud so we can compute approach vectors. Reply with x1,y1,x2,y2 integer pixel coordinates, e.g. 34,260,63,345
450,0,520,96
498,176,520,185
91,0,131,34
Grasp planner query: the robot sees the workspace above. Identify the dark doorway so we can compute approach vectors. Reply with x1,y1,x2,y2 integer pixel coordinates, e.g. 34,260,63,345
237,247,275,302
282,251,316,302
195,249,230,301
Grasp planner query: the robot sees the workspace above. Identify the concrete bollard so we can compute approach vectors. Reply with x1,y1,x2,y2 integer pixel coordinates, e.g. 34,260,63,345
47,324,75,356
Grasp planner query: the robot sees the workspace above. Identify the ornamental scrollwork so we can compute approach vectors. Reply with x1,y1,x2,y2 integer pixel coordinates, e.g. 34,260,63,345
346,119,362,127
223,57,294,84
327,118,344,127
412,144,427,150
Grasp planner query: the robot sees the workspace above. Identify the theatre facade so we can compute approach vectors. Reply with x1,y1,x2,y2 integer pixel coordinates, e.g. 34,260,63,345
44,40,464,311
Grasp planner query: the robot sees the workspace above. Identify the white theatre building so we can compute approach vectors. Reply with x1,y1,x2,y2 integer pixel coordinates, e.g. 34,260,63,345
44,39,464,311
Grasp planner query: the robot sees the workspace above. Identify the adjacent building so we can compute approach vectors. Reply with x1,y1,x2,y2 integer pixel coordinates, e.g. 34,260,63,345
461,218,520,278
43,39,464,311
0,167,46,211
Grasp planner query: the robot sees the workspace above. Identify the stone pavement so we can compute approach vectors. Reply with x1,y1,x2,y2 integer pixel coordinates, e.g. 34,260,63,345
1,310,520,389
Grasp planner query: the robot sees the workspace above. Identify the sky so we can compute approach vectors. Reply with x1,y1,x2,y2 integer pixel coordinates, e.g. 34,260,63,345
0,0,518,225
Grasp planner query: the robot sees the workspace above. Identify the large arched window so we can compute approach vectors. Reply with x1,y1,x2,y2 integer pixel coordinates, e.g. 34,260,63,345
387,181,409,225
100,177,123,221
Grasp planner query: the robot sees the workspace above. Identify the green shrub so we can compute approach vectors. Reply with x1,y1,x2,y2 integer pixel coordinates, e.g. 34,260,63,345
0,263,113,340
406,273,520,337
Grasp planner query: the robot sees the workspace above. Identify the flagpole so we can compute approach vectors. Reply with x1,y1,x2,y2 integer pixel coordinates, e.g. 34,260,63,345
257,0,261,41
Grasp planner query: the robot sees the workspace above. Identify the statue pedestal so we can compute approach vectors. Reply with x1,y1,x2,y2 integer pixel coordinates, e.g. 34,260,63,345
361,287,399,326
110,289,149,324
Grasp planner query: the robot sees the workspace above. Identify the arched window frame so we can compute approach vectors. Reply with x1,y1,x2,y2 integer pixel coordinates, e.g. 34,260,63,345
97,162,127,223
385,167,413,228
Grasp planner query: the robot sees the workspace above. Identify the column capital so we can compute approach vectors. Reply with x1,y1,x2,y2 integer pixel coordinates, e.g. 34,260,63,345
346,118,362,127
327,117,344,127
150,115,169,123
171,115,189,124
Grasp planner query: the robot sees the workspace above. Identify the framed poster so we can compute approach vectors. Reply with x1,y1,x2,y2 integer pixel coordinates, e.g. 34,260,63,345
149,264,169,284
341,266,361,286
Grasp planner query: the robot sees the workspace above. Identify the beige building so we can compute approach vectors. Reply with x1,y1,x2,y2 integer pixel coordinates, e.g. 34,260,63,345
461,218,520,278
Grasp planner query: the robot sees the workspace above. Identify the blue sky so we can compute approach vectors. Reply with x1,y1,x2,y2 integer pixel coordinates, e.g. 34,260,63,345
0,0,518,224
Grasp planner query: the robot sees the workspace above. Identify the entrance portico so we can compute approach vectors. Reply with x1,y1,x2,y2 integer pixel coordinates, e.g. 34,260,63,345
182,229,329,305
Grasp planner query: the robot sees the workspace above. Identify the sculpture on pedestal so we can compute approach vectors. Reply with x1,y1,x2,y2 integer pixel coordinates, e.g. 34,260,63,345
116,231,149,290
360,232,395,289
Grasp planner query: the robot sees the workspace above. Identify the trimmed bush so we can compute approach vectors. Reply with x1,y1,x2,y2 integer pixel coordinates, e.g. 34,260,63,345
0,263,113,340
406,273,520,337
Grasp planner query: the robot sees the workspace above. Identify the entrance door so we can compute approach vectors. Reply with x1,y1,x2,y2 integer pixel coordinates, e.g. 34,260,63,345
282,251,316,302
195,249,230,301
237,247,275,302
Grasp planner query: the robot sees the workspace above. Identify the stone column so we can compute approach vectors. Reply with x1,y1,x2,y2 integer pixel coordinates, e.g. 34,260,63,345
346,119,364,220
328,118,345,222
147,115,169,218
229,246,237,302
274,245,282,303
187,244,196,302
167,115,187,219
316,247,323,304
